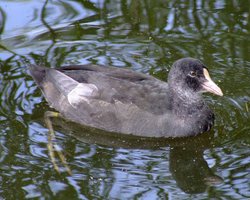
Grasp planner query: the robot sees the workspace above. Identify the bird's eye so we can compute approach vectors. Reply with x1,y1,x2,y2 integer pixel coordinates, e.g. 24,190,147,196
189,71,197,77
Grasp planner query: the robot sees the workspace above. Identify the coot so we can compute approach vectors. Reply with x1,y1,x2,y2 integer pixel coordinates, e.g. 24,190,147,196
29,58,223,137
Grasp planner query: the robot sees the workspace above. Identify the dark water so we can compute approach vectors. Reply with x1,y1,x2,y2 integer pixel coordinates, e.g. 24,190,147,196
0,0,249,199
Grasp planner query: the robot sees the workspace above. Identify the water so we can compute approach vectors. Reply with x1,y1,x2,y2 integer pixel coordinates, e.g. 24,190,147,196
0,0,249,199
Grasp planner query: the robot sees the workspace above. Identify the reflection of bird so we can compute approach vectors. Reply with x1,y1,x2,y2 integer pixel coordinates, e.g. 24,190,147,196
169,146,223,194
29,58,223,138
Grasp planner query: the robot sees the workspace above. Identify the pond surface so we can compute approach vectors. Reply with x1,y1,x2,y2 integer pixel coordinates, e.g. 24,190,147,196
0,0,249,199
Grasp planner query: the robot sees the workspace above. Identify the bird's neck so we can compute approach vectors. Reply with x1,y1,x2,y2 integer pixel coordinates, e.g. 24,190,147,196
169,88,205,118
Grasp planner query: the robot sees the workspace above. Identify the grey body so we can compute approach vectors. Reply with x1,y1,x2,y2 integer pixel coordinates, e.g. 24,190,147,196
29,60,214,138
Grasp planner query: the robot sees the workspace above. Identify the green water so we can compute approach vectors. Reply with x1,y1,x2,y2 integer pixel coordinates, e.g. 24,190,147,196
0,0,249,199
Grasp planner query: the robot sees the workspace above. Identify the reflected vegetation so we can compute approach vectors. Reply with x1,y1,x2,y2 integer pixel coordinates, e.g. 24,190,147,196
0,0,249,199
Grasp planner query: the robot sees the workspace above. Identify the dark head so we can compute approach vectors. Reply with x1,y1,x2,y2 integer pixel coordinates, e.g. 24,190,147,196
168,58,223,98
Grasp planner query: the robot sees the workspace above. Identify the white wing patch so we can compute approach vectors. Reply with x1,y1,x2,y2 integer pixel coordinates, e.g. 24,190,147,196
67,83,98,107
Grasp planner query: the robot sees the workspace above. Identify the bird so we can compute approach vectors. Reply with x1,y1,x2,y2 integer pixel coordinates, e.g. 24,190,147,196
29,57,223,138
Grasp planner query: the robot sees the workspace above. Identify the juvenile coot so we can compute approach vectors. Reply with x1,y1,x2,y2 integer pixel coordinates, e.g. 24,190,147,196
29,58,223,137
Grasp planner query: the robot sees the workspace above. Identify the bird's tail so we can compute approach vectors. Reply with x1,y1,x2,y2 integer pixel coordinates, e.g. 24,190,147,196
28,65,47,87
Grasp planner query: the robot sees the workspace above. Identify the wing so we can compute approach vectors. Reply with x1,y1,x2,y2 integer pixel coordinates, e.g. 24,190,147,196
59,64,170,115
